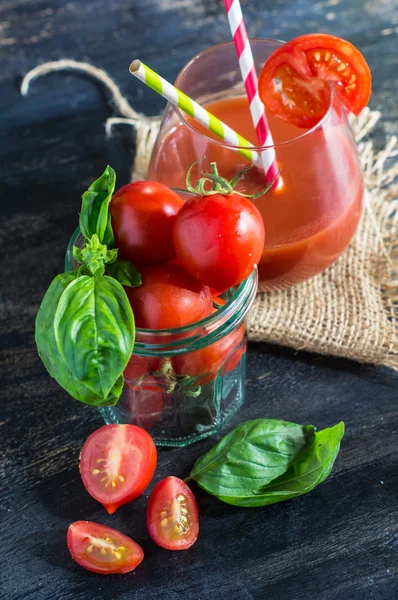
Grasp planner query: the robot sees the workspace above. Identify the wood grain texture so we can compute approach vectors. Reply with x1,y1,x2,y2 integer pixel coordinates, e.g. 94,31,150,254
1,1,398,599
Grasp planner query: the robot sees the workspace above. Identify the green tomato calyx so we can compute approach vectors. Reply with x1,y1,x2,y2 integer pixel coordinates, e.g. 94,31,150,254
186,159,276,200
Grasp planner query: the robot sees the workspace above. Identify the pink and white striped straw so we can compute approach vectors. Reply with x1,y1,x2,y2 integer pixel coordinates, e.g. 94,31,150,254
224,0,281,188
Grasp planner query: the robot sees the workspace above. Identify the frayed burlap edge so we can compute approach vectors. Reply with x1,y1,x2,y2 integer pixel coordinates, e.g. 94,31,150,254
248,127,398,370
21,60,398,370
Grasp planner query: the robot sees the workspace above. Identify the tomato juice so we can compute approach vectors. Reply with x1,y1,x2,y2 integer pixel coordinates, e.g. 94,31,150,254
148,96,364,290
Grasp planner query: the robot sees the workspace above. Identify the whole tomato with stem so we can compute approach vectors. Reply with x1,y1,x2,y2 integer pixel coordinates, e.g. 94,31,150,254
125,262,213,330
173,161,266,295
110,181,184,267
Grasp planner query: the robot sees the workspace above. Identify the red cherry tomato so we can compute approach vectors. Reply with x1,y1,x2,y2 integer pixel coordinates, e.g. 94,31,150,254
125,263,213,329
123,354,162,383
124,384,165,431
173,193,265,294
173,300,247,384
67,521,144,574
173,323,246,384
110,181,184,267
147,476,199,550
79,424,157,514
259,33,372,129
222,331,247,375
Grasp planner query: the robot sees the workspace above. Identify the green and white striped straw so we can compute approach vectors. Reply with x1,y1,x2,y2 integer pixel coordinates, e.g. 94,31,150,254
129,59,260,166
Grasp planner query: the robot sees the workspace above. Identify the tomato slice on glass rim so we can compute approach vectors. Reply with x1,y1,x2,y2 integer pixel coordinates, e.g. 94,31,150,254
147,476,199,550
79,424,157,514
67,521,144,575
259,33,372,128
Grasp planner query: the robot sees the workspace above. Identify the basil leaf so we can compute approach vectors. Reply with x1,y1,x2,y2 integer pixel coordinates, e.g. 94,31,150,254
215,422,345,507
79,165,116,247
73,234,118,277
35,273,122,406
54,275,134,399
189,419,315,497
106,259,142,288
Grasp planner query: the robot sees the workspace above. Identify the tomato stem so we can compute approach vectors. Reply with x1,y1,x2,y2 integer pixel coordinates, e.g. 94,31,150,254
186,158,276,200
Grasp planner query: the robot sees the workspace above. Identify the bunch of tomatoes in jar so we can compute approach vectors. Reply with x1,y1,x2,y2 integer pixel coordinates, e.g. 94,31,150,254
110,161,266,402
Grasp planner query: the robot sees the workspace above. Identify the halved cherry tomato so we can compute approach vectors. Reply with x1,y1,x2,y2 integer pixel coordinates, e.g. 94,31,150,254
79,424,157,514
147,476,199,550
173,192,265,294
110,181,184,267
67,521,144,574
259,33,372,128
125,263,213,329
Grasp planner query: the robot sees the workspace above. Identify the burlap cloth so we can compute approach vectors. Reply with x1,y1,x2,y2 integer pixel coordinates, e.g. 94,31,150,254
21,61,398,370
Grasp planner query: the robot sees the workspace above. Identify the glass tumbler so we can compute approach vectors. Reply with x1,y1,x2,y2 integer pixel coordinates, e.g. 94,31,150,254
65,212,258,447
148,39,365,291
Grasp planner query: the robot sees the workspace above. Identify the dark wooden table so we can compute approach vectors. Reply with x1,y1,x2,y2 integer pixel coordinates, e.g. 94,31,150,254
2,1,398,599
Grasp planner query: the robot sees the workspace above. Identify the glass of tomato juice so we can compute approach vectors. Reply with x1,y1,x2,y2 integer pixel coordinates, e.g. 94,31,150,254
148,39,364,291
65,196,258,447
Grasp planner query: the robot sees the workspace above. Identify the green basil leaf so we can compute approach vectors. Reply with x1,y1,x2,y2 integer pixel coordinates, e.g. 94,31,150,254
73,234,119,277
215,422,345,507
189,419,315,497
106,259,142,288
35,273,123,406
73,246,83,263
79,165,116,247
54,275,134,399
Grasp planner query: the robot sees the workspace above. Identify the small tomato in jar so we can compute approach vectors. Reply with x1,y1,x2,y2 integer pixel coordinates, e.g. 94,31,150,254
125,263,213,329
110,181,184,267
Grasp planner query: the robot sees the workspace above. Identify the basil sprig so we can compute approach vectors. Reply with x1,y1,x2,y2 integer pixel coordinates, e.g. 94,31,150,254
79,164,116,248
35,166,140,406
188,419,344,507
106,259,141,288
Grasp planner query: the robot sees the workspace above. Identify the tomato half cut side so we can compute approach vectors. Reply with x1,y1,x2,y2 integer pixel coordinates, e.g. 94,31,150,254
147,476,199,550
80,424,157,514
67,521,144,574
259,33,372,128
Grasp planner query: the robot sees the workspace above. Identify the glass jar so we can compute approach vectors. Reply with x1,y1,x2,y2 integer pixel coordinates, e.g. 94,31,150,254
65,212,258,447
